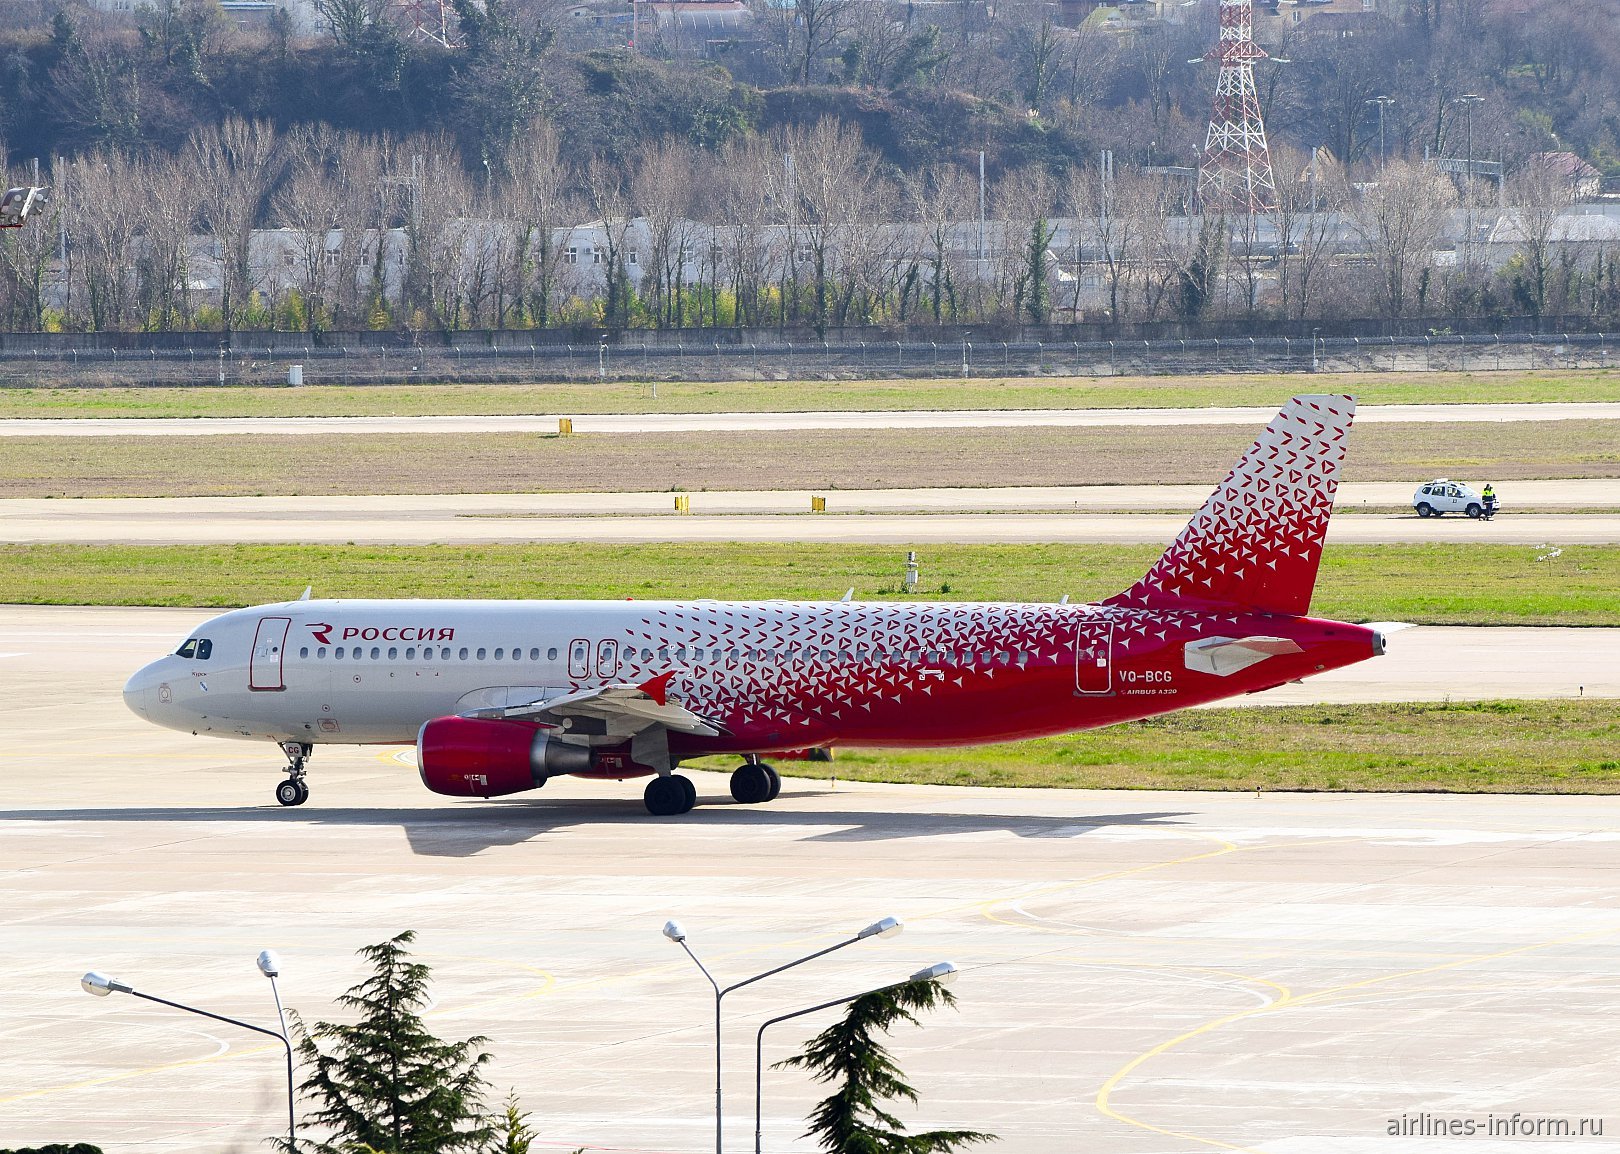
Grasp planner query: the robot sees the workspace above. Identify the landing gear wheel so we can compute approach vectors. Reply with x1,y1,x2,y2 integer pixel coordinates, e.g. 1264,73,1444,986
730,763,782,804
276,778,308,807
645,774,696,816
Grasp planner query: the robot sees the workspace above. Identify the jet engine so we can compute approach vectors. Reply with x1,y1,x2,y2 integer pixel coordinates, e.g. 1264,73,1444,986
417,716,592,798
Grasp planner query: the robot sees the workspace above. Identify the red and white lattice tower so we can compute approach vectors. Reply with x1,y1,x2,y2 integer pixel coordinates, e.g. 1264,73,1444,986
1197,0,1277,214
393,0,458,48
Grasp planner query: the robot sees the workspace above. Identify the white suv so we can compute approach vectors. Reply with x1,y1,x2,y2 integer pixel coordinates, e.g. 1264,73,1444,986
1413,479,1489,519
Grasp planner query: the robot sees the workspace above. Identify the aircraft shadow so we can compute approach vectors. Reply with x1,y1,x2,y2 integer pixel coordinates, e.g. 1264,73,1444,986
0,797,1193,858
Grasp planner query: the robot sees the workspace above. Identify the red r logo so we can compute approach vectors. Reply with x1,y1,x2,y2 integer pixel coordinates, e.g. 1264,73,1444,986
308,622,333,645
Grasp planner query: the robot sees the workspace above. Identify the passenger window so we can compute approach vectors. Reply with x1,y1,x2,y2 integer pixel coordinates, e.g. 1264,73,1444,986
406,646,416,659
477,648,487,660
335,646,345,659
300,647,309,658
370,647,380,659
458,647,469,661
388,647,398,659
598,639,619,678
318,647,328,659
494,648,504,660
569,639,590,678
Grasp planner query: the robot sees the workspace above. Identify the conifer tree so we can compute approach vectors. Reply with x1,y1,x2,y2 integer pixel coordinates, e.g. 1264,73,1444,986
289,931,495,1154
776,978,995,1154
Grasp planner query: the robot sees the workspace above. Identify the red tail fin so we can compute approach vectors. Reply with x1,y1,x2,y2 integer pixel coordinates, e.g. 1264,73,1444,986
1106,394,1356,616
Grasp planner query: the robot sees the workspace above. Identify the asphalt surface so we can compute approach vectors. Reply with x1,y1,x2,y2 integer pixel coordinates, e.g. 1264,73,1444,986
4,484,1616,545
1,400,1617,437
2,607,1618,1152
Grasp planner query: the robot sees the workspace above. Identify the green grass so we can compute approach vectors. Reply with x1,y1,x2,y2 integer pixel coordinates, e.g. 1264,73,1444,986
1,542,1613,625
1,368,1617,419
686,700,1620,793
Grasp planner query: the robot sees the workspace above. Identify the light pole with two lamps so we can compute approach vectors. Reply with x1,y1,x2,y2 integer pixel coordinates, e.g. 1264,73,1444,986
80,951,296,1147
753,961,959,1154
664,915,903,1154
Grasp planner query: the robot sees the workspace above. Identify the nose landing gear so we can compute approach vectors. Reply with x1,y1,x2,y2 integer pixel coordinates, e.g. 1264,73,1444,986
277,741,311,806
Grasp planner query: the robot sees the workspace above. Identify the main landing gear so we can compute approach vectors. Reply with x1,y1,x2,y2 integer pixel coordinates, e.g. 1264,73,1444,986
729,759,782,805
276,741,311,807
644,773,697,817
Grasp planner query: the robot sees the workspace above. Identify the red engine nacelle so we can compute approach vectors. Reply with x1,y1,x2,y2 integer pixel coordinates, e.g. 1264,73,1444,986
417,716,592,798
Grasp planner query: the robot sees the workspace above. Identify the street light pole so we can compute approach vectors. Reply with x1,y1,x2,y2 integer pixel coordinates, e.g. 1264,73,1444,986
257,950,297,1146
1451,94,1485,268
82,966,296,1148
664,916,903,1154
753,962,959,1154
1365,96,1395,166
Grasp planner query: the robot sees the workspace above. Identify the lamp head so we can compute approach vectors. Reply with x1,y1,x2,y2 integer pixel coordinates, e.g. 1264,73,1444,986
257,949,281,978
662,919,687,944
81,971,132,998
909,962,959,987
858,916,903,941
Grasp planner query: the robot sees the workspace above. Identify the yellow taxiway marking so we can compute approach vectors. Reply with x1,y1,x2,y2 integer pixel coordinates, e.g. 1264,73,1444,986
1093,921,1620,1152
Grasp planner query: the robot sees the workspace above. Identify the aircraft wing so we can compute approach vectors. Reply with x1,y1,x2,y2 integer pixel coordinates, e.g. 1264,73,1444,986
488,672,728,738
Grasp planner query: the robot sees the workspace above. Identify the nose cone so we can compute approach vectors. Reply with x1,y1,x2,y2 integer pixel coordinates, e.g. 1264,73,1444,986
123,660,167,722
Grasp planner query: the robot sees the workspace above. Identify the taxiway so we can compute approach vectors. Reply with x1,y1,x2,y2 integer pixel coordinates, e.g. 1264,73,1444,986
2,606,1618,1152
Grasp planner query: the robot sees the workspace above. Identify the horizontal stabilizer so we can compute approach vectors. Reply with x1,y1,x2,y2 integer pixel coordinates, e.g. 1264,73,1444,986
1184,635,1303,677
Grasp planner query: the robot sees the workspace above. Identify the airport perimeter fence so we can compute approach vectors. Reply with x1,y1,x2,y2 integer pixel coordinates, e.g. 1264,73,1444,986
0,330,1613,388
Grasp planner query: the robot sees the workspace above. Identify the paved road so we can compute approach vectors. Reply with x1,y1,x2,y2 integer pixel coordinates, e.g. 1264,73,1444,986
4,482,1617,545
2,606,1617,1153
1,400,1616,437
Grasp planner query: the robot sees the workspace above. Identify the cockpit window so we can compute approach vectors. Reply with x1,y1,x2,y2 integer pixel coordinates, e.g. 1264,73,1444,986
175,638,213,660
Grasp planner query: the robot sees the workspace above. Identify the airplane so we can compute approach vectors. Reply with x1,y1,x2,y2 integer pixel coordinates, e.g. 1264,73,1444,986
122,394,1384,816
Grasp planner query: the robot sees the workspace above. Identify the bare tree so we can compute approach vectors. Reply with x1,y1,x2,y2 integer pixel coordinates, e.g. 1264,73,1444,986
275,126,376,333
758,0,853,84
401,144,476,330
1070,160,1140,322
65,153,143,331
191,117,284,334
713,136,780,329
502,121,572,329
1350,159,1456,323
1271,146,1345,322
134,150,201,331
993,165,1059,323
786,119,874,335
633,140,699,329
0,152,61,331
905,163,975,324
584,158,635,329
1503,156,1577,323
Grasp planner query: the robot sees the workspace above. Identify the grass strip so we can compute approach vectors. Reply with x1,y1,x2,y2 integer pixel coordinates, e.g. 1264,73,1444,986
686,699,1620,794
0,542,1612,625
3,421,1616,497
0,369,1617,419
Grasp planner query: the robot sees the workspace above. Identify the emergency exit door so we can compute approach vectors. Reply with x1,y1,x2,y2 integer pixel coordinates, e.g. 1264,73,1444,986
250,617,292,691
1074,619,1113,695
